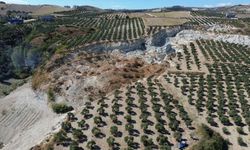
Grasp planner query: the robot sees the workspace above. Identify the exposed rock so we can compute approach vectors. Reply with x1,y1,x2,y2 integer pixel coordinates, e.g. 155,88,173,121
78,27,182,64
207,25,238,32
82,38,146,53
151,27,182,47
40,27,250,106
171,30,250,46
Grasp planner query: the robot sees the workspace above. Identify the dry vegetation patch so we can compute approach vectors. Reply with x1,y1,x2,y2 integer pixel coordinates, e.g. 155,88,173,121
144,18,188,27
151,11,191,18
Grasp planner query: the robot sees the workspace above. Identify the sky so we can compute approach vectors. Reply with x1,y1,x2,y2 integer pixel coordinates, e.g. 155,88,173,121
3,0,250,9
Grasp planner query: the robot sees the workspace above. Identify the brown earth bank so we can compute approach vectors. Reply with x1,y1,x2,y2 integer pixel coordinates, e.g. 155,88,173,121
32,49,169,106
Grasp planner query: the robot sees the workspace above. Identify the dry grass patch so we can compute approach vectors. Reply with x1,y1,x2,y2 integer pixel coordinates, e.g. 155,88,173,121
144,18,188,26
151,11,191,18
128,13,149,18
32,70,49,90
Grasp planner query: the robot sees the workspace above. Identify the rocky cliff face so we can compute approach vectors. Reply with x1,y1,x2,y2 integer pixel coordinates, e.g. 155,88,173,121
77,27,183,64
151,27,183,47
143,27,183,63
41,28,183,104
81,38,146,53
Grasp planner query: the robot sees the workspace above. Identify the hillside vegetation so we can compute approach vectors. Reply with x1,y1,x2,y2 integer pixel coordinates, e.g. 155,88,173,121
0,4,71,16
0,4,250,150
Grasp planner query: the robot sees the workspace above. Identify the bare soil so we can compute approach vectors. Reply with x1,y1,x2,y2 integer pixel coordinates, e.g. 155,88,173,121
0,83,66,150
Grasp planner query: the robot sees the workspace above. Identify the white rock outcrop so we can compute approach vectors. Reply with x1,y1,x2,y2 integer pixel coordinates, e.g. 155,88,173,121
171,30,250,46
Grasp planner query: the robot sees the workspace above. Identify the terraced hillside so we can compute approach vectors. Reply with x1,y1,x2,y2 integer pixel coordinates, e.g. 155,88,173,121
48,78,194,150
164,39,250,149
40,12,146,49
1,4,250,150
187,11,249,30
36,33,250,150
61,17,145,47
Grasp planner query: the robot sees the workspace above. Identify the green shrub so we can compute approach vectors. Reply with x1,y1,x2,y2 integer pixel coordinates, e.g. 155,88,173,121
69,141,80,150
53,130,70,144
236,127,244,135
107,136,115,147
174,131,182,141
72,129,84,141
62,121,72,132
52,103,73,114
191,124,228,150
237,137,246,146
222,127,230,135
47,88,55,102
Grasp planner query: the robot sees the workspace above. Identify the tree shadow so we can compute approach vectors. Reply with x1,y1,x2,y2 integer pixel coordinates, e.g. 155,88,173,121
188,126,196,130
159,129,170,135
145,145,158,149
178,128,185,132
97,121,107,127
145,119,154,126
128,111,137,116
115,131,123,138
99,112,109,117
158,119,166,124
129,119,136,124
78,135,88,143
86,106,95,110
129,129,140,137
131,104,138,108
113,143,121,150
84,114,93,119
96,133,106,139
116,111,124,115
82,124,90,130
93,145,101,150
131,142,140,149
144,129,155,135
115,120,122,125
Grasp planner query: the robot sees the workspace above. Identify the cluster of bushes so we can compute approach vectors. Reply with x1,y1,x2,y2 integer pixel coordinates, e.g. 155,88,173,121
0,25,32,81
191,125,228,150
183,45,192,70
47,88,55,102
52,103,74,114
0,22,60,82
190,42,201,70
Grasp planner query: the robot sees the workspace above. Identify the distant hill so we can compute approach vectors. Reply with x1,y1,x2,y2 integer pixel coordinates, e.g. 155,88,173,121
75,5,104,12
228,5,250,13
0,3,72,16
166,5,192,11
214,5,250,13
208,4,250,18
